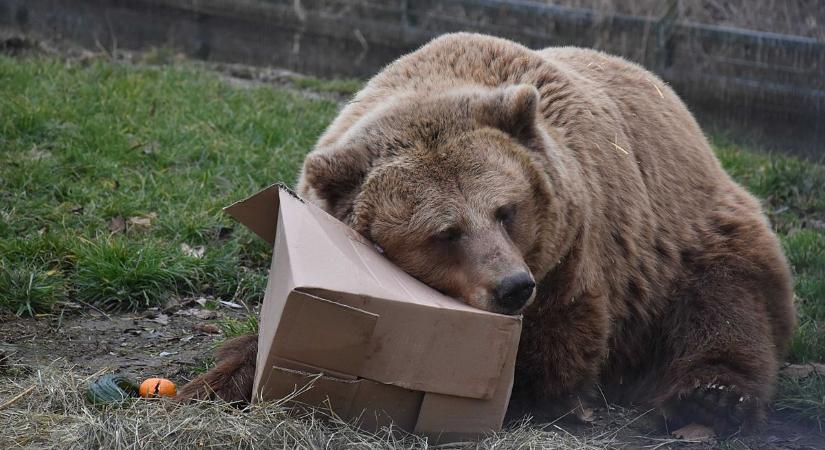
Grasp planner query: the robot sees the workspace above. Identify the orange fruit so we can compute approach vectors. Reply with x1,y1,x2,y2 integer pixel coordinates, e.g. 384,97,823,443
139,378,177,398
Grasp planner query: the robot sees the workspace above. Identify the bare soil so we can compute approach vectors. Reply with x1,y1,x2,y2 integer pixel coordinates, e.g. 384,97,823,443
0,300,251,384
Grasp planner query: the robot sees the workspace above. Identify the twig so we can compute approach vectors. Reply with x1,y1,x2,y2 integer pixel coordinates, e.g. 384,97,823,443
0,385,36,411
76,299,112,321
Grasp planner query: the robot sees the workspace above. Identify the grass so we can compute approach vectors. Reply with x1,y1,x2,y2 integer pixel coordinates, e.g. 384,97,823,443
776,371,825,431
1,54,824,430
218,314,259,338
0,55,339,312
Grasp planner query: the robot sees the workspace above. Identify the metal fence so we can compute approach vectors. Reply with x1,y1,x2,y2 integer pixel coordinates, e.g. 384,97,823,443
2,0,823,157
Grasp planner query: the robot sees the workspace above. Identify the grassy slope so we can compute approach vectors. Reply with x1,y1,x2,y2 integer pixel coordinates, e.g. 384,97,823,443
0,56,339,313
1,56,824,420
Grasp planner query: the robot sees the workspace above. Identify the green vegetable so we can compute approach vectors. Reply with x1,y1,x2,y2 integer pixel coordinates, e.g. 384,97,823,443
86,374,139,404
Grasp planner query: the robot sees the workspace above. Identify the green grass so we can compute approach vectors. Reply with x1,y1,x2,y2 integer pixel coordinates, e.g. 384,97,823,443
776,371,825,431
0,55,339,312
218,314,259,338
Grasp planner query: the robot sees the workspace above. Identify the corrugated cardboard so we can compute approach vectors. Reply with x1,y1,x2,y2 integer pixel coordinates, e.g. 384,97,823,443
224,184,522,440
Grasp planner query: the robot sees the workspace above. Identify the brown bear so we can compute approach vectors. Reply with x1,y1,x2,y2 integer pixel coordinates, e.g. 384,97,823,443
178,33,796,436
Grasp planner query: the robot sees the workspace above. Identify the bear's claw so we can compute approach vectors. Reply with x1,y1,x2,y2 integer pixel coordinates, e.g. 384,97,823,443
671,382,757,437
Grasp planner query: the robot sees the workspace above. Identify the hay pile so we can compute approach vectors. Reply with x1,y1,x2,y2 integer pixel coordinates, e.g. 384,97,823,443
0,364,612,449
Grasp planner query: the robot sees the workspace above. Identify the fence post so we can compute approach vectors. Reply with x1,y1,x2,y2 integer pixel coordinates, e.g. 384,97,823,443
646,0,679,72
401,0,410,46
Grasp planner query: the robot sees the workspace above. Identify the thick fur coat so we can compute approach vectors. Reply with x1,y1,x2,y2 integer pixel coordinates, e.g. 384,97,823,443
179,33,796,435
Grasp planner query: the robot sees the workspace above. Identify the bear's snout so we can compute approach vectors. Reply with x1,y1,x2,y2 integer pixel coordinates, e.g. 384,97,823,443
493,272,535,313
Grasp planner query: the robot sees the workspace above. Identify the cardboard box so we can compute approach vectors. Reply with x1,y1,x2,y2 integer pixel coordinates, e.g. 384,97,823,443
224,184,522,441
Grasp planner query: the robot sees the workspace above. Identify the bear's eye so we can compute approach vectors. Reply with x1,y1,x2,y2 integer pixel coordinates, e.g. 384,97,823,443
434,226,463,243
495,204,517,224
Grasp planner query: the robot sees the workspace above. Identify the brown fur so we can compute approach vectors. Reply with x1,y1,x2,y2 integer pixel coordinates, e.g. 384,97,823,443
179,33,796,436
175,335,257,404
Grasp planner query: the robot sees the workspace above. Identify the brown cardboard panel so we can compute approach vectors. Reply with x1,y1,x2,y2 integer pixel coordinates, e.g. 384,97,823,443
273,291,378,376
349,377,425,432
413,327,519,441
223,183,281,245
270,356,357,380
301,288,520,400
253,274,377,395
253,212,295,395
256,363,424,432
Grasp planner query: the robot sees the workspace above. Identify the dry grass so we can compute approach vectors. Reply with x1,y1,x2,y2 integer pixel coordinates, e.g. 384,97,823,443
0,364,614,449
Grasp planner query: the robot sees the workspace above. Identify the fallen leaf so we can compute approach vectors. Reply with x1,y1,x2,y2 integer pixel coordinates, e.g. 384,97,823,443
194,309,217,320
143,141,160,155
219,300,243,309
672,423,715,441
193,323,221,334
195,297,209,307
108,216,126,233
128,212,157,228
180,243,205,258
162,297,184,314
101,178,119,190
151,314,169,326
29,147,52,160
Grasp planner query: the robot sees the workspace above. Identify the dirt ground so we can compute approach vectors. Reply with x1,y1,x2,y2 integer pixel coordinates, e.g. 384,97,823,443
2,305,824,449
0,298,252,384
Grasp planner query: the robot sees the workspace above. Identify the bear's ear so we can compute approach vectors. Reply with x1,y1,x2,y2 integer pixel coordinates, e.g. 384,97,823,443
300,144,372,219
479,84,540,144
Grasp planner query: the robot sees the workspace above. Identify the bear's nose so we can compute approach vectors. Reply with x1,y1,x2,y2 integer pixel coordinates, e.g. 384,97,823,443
494,272,535,312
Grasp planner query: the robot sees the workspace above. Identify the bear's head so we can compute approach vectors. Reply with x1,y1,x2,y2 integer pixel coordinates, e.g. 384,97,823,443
299,85,558,314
